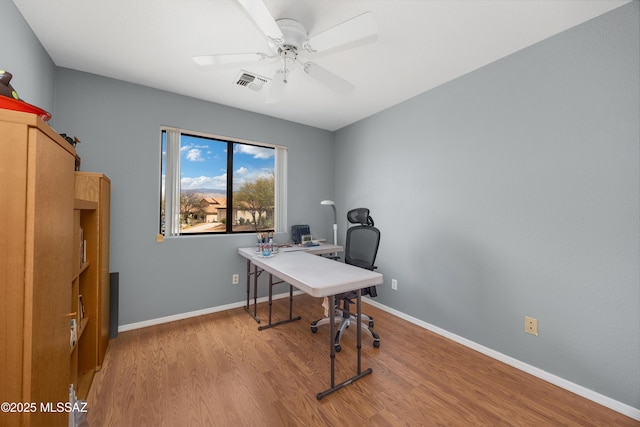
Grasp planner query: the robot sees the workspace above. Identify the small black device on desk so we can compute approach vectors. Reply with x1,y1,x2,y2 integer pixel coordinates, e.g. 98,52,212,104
291,224,310,244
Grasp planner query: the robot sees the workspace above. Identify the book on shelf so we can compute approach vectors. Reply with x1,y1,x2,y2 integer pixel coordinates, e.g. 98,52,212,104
70,319,77,348
79,294,85,318
78,294,85,329
79,227,84,268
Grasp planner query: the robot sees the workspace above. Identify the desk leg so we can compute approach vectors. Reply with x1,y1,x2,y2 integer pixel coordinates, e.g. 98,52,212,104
257,273,302,331
357,289,362,373
330,294,336,388
243,259,260,324
288,283,294,320
268,272,274,325
317,290,372,400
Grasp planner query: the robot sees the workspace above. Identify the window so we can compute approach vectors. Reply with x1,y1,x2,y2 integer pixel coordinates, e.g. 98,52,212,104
160,128,287,236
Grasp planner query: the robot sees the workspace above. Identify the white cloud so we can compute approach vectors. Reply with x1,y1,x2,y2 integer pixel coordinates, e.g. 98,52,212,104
186,148,204,162
181,174,226,190
232,167,274,190
234,145,273,159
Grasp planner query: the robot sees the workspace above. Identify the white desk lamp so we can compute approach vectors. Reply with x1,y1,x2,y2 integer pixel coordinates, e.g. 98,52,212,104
321,200,337,246
320,200,338,314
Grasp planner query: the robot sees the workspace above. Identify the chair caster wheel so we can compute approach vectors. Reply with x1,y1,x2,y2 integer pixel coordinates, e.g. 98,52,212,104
373,340,380,348
335,344,342,353
369,320,375,328
311,327,318,333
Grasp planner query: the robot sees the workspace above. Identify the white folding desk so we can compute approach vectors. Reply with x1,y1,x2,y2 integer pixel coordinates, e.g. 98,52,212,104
239,247,383,399
238,244,342,327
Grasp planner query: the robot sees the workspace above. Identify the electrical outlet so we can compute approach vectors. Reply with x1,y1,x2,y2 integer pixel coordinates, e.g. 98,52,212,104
525,316,538,336
232,274,239,285
391,279,398,290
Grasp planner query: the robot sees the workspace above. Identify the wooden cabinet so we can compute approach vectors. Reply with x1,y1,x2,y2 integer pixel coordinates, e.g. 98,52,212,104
0,110,76,427
0,110,111,425
72,172,110,399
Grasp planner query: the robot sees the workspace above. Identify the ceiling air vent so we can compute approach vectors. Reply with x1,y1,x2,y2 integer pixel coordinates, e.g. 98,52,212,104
235,71,269,92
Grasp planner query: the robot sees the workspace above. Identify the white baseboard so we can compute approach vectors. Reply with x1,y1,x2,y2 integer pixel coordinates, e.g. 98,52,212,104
118,294,639,421
363,298,640,422
118,290,304,333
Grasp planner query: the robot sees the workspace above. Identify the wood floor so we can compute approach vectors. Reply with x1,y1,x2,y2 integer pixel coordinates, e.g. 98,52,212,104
87,294,638,426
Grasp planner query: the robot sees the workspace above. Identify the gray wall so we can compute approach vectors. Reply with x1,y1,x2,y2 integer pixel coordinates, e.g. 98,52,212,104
0,1,56,117
3,0,638,412
334,2,639,409
52,68,335,325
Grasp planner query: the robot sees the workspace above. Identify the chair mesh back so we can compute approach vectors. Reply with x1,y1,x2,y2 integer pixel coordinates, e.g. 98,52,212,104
345,226,380,271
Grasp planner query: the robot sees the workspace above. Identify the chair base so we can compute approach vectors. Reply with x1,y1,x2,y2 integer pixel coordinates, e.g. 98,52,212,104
310,309,380,352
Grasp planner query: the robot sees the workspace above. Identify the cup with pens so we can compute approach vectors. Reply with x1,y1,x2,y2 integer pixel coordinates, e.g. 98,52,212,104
262,243,271,257
256,232,276,256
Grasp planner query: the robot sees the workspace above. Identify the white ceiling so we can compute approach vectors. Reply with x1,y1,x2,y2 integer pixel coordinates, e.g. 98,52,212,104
13,0,629,131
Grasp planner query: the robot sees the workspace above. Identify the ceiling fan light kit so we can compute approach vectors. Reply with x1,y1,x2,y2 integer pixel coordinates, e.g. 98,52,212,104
193,0,378,103
273,18,308,52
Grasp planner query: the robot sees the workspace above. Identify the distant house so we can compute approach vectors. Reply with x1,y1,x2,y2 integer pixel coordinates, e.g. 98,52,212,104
232,200,273,226
199,197,225,223
194,197,254,225
187,197,272,227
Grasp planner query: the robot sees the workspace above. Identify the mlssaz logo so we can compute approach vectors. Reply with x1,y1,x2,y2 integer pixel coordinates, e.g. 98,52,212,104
40,401,88,413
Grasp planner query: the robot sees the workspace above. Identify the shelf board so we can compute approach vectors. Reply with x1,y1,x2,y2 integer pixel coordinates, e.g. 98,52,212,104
77,368,95,400
71,261,89,281
74,198,98,210
79,261,90,275
78,316,89,341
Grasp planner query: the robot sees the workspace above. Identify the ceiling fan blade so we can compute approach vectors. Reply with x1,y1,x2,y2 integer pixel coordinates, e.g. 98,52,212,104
237,0,284,45
302,62,354,94
265,70,286,103
305,11,377,53
193,52,270,66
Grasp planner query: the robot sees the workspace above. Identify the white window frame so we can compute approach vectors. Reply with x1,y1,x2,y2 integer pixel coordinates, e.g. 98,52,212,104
161,126,287,237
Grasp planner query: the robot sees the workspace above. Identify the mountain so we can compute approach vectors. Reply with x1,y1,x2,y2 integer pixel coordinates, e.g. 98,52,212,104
183,188,226,199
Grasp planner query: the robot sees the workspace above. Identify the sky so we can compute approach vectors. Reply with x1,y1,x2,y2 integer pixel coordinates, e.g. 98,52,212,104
162,133,275,192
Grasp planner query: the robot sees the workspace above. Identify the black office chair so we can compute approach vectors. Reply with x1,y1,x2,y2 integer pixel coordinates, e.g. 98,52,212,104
310,208,381,352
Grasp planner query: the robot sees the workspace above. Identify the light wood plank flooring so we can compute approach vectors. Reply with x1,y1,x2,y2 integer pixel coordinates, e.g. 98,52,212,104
87,294,638,426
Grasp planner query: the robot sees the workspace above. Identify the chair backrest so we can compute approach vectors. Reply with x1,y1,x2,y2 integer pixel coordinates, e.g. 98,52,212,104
345,225,380,271
344,208,380,271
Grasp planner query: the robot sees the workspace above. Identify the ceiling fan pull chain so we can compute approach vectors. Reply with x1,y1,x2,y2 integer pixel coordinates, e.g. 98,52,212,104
280,49,291,84
283,51,288,83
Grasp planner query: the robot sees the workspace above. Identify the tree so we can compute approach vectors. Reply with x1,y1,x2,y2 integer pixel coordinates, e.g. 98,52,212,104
234,176,274,229
180,192,202,224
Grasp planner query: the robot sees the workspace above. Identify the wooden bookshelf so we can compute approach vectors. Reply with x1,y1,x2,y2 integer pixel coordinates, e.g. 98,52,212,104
71,199,97,399
1,110,111,424
72,173,111,399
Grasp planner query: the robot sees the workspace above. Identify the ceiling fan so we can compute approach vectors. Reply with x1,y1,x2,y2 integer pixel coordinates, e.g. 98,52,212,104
193,0,378,103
